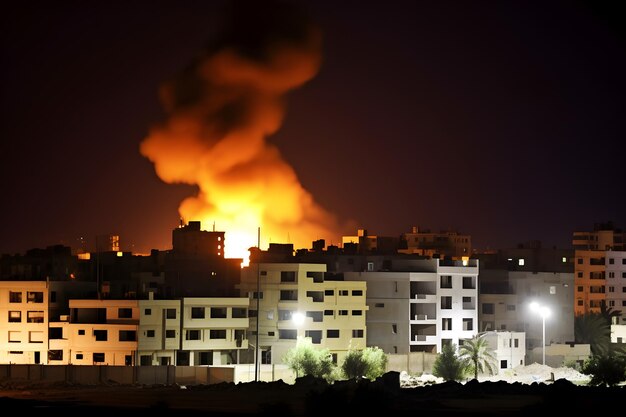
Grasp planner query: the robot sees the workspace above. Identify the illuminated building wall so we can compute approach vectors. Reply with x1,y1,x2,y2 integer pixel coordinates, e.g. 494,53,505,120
482,330,526,372
344,258,479,354
239,263,368,366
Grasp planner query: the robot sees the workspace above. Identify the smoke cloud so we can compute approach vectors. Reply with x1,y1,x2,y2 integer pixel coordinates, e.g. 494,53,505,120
140,0,342,260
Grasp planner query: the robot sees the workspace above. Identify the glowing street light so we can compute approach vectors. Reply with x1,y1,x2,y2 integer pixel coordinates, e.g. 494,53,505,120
529,301,551,365
292,311,305,326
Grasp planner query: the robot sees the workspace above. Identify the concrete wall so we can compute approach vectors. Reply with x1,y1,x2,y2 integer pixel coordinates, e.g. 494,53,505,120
386,352,438,375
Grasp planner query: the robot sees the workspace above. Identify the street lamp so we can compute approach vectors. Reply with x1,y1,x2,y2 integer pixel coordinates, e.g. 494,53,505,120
292,311,305,326
529,302,551,365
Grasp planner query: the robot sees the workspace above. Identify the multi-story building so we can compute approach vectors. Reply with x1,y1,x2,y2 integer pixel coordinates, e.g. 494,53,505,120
239,263,367,366
344,258,479,354
0,281,49,364
137,296,181,366
49,299,139,365
573,222,626,318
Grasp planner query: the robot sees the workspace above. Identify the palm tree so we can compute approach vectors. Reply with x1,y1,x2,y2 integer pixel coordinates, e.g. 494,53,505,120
599,300,622,325
574,313,610,355
458,334,497,380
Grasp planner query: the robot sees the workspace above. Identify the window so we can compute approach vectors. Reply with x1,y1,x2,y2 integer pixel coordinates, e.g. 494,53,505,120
324,289,334,296
514,339,519,348
280,271,297,283
392,324,397,334
118,308,132,318
327,329,340,338
442,318,452,330
463,318,473,331
191,307,206,319
199,352,212,366
78,329,85,335
441,296,452,309
324,310,334,316
144,308,152,315
375,303,385,308
577,258,583,264
352,310,362,316
8,311,21,322
146,330,155,338
27,291,44,303
260,270,267,276
518,259,525,266
338,310,348,316
609,286,615,293
622,301,626,307
577,286,583,292
577,272,583,278
352,290,363,296
27,311,44,323
94,330,108,341
119,330,136,341
211,307,227,318
93,353,105,363
49,350,63,361
279,329,297,340
482,303,494,314
306,311,323,322
268,331,275,336
623,259,626,265
623,287,626,293
506,305,516,311
8,331,20,343
462,276,475,289
76,353,84,360
577,300,583,306
305,330,322,344
140,355,152,366
623,272,626,278
352,329,364,338
440,275,452,288
49,327,62,339
339,290,349,296
278,310,294,321
232,308,247,318
549,286,556,294
280,290,298,301
9,292,22,303
186,330,201,340
209,329,226,339
166,309,176,319
609,258,615,264
562,257,567,263
500,360,507,369
251,292,264,299
165,329,176,338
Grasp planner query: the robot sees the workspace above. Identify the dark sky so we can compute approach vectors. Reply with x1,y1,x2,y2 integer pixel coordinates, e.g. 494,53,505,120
1,0,624,255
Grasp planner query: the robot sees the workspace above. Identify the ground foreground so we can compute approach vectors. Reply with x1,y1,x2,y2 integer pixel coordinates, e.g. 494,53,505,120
1,372,624,416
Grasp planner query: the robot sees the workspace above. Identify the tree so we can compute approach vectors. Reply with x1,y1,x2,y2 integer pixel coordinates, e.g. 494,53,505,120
458,334,497,380
341,346,388,380
283,337,335,380
574,313,610,355
432,343,466,382
581,354,626,387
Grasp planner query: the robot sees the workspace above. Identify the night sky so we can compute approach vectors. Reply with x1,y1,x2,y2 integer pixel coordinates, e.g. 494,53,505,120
1,0,624,255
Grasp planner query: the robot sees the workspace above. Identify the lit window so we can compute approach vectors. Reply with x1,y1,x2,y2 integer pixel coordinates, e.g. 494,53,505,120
518,259,525,266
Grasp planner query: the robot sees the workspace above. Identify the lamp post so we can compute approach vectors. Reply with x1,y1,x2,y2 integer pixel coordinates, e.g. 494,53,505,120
529,302,550,365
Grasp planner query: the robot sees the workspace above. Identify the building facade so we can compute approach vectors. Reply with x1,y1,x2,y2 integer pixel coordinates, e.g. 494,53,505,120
481,331,526,373
344,258,479,354
239,263,368,366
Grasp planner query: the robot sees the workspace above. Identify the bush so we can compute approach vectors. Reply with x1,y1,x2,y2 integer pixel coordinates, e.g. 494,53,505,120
341,346,388,380
581,354,626,387
432,343,466,382
283,337,335,380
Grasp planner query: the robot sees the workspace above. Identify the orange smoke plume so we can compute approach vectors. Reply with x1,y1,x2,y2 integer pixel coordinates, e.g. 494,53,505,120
140,0,341,263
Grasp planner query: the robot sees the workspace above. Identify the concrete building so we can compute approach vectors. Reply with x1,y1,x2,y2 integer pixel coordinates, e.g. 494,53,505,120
573,222,626,318
238,263,368,366
49,299,139,365
0,281,49,364
344,258,479,354
611,324,626,344
481,331,525,372
479,270,575,355
137,296,181,366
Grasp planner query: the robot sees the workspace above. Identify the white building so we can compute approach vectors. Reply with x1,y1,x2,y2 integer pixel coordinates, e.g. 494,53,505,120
481,331,525,373
0,281,49,364
611,324,626,343
344,258,479,354
137,296,181,366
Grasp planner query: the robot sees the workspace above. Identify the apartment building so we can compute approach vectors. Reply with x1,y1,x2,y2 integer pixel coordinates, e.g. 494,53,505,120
573,222,626,318
479,270,575,354
344,258,479,354
49,299,139,365
399,226,471,259
239,263,368,365
0,281,49,364
137,297,181,365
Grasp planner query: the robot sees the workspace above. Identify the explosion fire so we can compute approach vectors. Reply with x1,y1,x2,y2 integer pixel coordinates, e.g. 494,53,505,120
140,1,341,264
